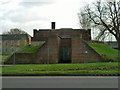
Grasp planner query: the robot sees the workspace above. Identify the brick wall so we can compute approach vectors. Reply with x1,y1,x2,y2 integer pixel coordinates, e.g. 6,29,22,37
72,38,103,63
6,53,35,64
33,29,91,41
35,35,58,64
6,29,104,64
33,29,103,63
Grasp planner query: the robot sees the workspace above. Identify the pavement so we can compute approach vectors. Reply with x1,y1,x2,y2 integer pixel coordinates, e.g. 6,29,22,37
0,65,12,67
1,76,119,88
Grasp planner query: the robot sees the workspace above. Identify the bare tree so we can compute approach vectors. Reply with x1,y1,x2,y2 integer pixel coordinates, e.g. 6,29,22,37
78,0,120,49
3,28,27,34
78,10,91,29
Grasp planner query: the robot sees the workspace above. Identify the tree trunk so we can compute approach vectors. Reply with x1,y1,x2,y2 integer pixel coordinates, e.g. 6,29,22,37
118,39,120,50
115,35,120,50
118,39,120,65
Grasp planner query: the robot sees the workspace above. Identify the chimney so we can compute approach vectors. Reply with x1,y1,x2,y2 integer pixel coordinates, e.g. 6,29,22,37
33,29,37,37
88,29,91,40
51,22,55,30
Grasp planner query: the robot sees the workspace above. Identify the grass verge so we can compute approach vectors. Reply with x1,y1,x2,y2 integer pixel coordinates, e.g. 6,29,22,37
2,62,119,74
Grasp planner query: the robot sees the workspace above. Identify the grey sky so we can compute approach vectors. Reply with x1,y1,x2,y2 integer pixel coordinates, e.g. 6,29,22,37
1,0,116,41
19,0,57,7
0,0,98,36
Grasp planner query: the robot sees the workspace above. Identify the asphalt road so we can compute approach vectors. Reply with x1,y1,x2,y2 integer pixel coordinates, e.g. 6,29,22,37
2,76,119,88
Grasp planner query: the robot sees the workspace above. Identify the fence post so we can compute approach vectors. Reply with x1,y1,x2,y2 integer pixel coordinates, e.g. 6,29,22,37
13,52,15,70
47,48,49,72
84,45,88,74
84,45,86,69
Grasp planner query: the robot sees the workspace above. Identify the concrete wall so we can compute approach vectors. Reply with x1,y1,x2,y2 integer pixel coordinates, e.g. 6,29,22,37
6,53,35,64
31,41,45,46
71,37,103,63
32,29,103,64
35,35,59,64
33,29,91,41
6,39,103,64
6,29,104,64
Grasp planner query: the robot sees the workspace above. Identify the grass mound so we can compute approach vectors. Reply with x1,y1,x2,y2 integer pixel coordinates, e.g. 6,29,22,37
88,43,119,61
17,42,45,53
17,45,41,53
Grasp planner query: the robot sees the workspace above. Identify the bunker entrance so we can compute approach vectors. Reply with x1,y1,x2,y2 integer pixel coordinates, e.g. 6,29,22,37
59,36,72,63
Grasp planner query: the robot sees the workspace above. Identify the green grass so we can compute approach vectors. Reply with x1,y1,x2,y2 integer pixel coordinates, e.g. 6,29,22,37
0,55,9,64
88,43,119,61
2,62,119,74
17,45,41,53
0,55,8,60
17,42,45,53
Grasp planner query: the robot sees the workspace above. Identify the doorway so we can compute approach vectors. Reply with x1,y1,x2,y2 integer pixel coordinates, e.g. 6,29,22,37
59,36,72,63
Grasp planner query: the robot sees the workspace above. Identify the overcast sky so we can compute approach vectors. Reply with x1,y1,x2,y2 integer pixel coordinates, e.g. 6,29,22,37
0,0,97,37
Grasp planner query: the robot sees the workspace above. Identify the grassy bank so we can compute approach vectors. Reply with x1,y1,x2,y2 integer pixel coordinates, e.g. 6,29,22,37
17,45,41,53
0,55,9,64
2,62,119,74
17,42,45,53
88,43,119,61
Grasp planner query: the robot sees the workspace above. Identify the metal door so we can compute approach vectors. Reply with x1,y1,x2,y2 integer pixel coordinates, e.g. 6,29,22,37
59,46,71,63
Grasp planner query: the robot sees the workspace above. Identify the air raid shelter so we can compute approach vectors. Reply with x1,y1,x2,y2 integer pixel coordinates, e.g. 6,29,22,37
7,22,103,64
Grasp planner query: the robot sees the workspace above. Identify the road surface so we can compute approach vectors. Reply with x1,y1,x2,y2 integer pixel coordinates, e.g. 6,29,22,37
2,76,119,88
